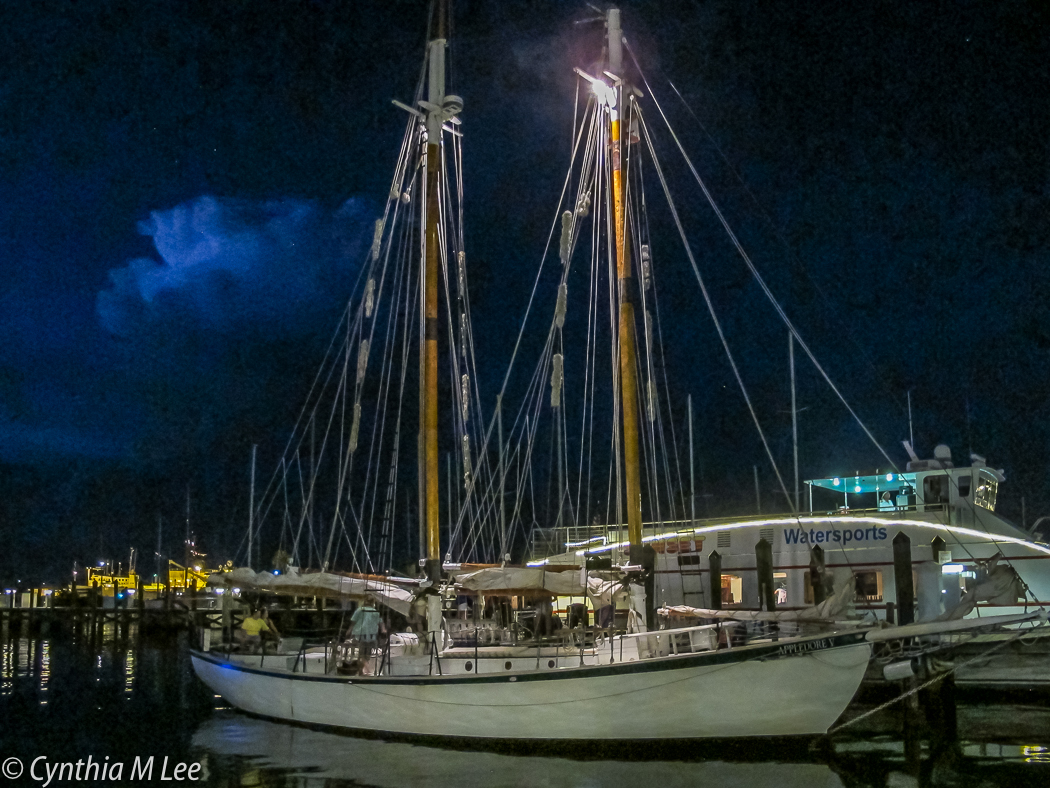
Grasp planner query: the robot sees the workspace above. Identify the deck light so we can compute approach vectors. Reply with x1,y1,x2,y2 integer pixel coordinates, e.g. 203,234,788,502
833,478,841,486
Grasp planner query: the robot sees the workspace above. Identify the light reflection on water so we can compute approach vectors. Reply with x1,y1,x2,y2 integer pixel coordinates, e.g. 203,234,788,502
0,626,1047,787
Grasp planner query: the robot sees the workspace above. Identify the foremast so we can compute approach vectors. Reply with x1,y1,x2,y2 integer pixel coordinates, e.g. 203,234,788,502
422,0,448,634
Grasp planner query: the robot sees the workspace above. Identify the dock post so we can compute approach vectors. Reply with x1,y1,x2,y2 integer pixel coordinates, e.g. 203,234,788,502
809,545,826,604
892,531,914,625
708,551,722,610
755,538,775,612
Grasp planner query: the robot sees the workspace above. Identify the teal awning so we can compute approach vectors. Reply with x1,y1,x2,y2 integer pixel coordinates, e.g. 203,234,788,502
807,472,916,494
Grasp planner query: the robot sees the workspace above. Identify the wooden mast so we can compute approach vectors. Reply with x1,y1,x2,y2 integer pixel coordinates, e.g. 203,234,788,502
607,9,643,559
422,0,447,631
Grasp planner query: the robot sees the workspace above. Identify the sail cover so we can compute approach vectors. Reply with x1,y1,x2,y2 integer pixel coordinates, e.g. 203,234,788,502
455,567,622,605
206,568,414,615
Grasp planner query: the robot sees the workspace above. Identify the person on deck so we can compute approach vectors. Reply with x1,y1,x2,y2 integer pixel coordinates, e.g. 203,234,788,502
238,608,267,652
346,597,382,657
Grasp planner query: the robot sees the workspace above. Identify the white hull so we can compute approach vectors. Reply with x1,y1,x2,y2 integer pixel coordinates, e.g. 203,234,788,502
192,631,870,740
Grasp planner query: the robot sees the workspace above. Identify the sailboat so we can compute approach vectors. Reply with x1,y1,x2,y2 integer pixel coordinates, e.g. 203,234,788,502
190,4,1034,740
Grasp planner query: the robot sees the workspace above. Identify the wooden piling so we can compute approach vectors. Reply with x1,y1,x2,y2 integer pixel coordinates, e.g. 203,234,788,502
756,538,775,612
809,544,826,604
708,550,722,610
892,531,915,625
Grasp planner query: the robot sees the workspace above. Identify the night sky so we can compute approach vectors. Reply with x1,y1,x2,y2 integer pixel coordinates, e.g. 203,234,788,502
1,1,1048,585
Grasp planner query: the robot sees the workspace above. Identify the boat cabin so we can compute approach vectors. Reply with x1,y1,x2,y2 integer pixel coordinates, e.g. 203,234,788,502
805,451,1004,529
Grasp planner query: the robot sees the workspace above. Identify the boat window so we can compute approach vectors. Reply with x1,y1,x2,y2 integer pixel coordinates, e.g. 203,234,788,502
720,574,742,605
854,570,884,603
773,572,788,605
975,473,998,511
957,475,971,499
677,554,701,566
923,475,949,505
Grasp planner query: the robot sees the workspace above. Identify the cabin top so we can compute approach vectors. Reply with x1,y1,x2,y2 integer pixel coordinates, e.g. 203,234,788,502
806,456,1006,515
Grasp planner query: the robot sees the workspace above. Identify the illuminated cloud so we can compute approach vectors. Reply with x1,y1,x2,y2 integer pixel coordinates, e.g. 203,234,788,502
97,195,368,337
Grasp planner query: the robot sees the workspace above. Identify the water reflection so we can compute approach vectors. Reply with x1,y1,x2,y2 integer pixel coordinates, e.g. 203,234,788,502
194,712,843,788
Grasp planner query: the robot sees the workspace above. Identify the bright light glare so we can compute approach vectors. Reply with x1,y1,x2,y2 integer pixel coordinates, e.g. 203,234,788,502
942,564,966,574
591,80,616,108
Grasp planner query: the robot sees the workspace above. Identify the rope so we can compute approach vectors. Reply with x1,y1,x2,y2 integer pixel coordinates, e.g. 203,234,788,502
829,621,1049,734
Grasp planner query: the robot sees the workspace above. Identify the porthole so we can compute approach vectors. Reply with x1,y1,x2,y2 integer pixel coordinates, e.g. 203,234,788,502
465,661,473,672
504,661,512,670
547,659,555,668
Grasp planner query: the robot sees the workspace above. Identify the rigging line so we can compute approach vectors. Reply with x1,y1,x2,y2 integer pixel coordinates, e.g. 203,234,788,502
652,280,686,521
569,99,604,533
385,222,422,571
359,219,411,569
479,99,603,543
375,249,414,572
265,102,420,533
295,309,361,565
341,137,421,570
322,329,356,570
627,44,898,476
578,143,602,533
624,120,664,534
248,68,422,550
452,93,598,531
289,451,309,565
586,133,610,532
439,147,489,554
635,108,794,512
660,77,907,422
635,151,684,523
450,101,600,550
500,339,559,550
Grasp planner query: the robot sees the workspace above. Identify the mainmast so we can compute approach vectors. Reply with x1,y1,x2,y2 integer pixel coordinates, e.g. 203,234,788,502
607,10,643,562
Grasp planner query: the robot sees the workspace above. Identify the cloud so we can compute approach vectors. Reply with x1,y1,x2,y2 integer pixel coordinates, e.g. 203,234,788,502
97,195,369,337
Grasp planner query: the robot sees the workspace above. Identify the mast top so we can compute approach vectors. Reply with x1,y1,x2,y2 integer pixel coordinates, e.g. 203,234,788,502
607,8,622,76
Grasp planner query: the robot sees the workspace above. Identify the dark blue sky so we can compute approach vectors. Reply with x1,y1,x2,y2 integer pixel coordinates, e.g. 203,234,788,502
1,1,1047,583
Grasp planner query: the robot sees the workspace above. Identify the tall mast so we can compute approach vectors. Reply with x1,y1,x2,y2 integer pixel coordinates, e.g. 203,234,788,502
607,9,643,560
422,0,447,592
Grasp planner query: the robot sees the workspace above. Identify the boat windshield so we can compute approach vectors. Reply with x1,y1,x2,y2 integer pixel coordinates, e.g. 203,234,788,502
975,472,998,511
